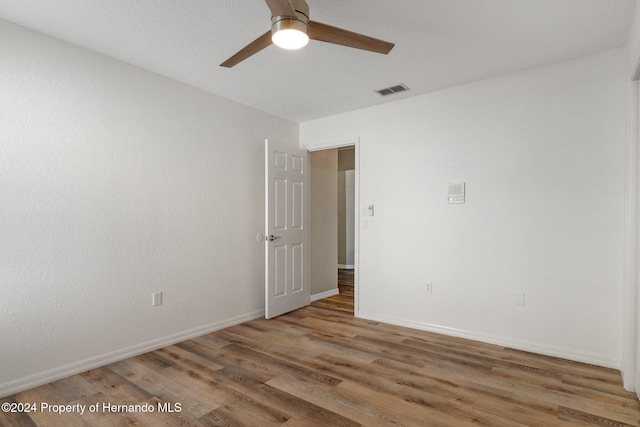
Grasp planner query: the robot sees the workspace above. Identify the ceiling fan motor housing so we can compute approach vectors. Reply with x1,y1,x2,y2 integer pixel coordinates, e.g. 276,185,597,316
270,0,309,36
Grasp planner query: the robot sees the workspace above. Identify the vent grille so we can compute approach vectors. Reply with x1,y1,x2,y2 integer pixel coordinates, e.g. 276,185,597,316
375,84,409,96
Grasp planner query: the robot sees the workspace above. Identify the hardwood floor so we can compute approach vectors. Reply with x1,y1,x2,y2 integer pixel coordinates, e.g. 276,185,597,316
3,277,640,426
310,269,354,315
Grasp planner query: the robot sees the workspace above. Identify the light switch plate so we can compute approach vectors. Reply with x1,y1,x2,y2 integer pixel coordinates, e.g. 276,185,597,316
152,291,163,306
448,182,465,204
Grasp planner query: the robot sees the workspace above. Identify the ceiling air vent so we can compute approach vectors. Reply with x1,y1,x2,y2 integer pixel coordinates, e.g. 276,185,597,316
375,84,409,96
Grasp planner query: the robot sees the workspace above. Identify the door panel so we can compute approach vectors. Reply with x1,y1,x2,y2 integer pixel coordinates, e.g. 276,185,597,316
292,243,303,292
292,181,304,229
274,178,287,230
265,140,310,319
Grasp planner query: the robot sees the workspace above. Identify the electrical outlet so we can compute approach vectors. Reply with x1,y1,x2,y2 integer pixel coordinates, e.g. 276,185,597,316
152,291,163,306
425,283,432,294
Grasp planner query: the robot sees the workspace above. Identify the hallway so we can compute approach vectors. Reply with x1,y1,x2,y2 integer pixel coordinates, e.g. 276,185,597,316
311,269,354,314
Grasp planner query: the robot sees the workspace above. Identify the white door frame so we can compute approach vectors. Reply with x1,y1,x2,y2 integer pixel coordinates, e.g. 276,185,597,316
623,80,639,393
623,36,640,393
306,138,360,316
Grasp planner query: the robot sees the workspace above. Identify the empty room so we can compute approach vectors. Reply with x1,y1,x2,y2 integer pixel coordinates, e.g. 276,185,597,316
2,0,640,425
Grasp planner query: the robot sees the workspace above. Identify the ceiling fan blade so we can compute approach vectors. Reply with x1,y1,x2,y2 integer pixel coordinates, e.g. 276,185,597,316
264,0,297,17
308,21,394,54
220,30,273,68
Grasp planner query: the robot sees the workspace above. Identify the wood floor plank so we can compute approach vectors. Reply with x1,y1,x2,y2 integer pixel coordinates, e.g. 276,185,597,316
557,405,637,426
265,373,397,426
204,368,359,427
109,358,219,418
178,338,341,388
80,366,153,403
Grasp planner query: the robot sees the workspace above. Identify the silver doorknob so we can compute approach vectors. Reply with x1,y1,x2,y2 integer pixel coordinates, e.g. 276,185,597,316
267,235,281,242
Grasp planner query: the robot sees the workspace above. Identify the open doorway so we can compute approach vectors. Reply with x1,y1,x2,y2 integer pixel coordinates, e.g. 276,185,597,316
309,145,356,315
338,148,355,270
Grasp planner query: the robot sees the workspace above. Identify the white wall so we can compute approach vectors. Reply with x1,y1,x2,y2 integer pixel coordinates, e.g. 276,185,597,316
301,48,627,368
337,170,356,268
338,148,356,268
338,171,347,265
310,150,338,296
344,170,355,267
0,20,298,396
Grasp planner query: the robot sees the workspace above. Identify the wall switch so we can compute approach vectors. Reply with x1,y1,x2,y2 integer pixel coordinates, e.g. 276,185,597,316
448,182,465,204
515,291,525,306
425,283,432,294
152,291,163,306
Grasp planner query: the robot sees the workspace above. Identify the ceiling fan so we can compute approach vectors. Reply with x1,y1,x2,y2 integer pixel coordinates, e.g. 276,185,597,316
220,0,395,68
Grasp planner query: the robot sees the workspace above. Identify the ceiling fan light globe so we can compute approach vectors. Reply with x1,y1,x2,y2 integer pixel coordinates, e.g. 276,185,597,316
272,29,309,50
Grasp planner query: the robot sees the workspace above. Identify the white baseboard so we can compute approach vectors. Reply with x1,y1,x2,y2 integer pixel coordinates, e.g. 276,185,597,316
0,310,264,398
357,312,620,370
338,264,355,269
310,288,339,302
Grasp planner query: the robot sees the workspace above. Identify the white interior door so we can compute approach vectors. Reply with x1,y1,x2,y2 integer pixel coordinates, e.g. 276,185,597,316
265,139,310,319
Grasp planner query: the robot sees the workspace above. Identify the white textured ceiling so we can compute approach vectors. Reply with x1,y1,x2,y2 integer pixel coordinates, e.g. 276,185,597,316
0,0,636,122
